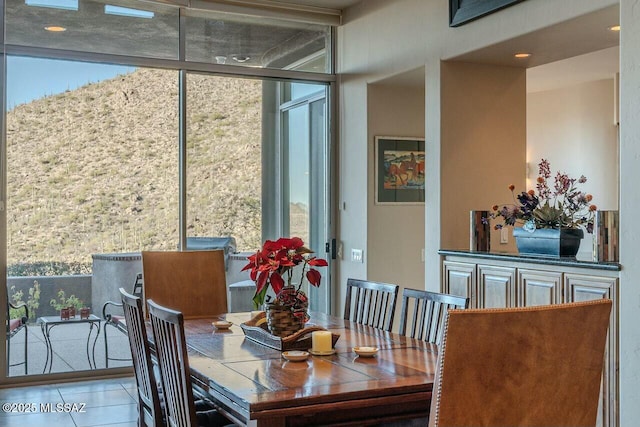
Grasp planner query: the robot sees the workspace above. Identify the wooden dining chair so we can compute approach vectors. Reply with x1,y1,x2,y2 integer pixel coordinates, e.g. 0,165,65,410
147,299,234,427
429,299,612,427
344,278,399,332
142,250,227,319
119,288,163,427
398,288,469,344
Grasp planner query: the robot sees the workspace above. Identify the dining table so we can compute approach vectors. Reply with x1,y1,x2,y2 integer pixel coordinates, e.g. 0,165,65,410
183,311,437,427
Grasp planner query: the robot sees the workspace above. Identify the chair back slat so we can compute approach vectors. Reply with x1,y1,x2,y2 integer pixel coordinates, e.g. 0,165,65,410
399,288,468,344
147,299,199,427
119,288,163,427
344,279,399,332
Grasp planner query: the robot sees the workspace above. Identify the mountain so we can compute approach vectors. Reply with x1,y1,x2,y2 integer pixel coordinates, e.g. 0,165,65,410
6,68,262,275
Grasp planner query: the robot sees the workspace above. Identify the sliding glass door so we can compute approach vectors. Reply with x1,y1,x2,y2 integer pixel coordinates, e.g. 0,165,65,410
281,83,330,312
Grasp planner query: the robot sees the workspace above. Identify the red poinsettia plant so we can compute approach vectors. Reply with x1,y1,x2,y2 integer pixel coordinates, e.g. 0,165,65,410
242,237,328,313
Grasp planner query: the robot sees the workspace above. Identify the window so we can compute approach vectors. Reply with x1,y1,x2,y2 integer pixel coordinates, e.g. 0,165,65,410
2,1,334,379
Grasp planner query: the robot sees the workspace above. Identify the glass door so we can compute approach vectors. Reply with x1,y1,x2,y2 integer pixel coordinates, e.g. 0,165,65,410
281,83,330,312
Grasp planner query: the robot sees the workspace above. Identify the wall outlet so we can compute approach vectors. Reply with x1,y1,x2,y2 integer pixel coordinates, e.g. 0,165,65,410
351,248,364,263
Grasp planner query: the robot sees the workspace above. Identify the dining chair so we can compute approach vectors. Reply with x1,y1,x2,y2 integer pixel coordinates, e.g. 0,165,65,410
142,250,227,319
147,299,235,427
398,288,468,344
103,273,144,367
7,302,29,375
429,299,612,427
344,278,399,332
119,287,163,427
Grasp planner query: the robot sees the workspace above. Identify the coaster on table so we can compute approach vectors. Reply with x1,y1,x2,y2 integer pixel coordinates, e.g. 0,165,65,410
308,348,336,356
282,351,310,362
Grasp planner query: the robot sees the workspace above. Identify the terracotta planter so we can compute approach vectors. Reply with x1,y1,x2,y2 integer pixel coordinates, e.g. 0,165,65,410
60,308,70,320
80,307,90,319
513,227,584,258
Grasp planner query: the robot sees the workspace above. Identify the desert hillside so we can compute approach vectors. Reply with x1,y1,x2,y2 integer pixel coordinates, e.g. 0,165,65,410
6,69,263,275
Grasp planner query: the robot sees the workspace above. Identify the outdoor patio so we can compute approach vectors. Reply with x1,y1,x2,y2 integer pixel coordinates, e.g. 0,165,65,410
8,320,131,377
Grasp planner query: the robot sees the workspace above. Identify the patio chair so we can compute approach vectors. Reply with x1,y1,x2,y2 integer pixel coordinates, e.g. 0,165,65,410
7,302,29,375
429,299,612,427
398,288,469,344
147,299,235,427
102,273,143,367
344,278,399,332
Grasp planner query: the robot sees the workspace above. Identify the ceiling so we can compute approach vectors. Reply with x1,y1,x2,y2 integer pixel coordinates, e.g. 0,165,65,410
448,5,619,69
378,4,620,93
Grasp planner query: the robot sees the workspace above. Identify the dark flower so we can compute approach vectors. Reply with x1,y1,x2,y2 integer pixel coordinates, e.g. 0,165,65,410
489,159,595,233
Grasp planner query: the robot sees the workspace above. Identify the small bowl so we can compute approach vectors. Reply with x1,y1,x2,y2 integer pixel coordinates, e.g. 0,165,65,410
282,351,310,362
353,346,379,358
212,320,233,330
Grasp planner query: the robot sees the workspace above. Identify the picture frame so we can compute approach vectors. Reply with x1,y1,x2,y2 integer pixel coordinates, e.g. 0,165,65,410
374,136,425,205
449,0,524,27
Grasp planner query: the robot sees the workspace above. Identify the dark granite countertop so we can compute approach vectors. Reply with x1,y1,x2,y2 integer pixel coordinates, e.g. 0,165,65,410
438,249,621,271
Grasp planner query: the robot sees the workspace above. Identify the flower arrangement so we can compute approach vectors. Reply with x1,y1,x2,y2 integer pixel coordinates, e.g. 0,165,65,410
489,159,597,233
242,237,328,321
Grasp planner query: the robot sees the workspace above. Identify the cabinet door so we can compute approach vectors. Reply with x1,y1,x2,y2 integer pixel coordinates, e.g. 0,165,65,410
565,274,618,427
477,265,516,308
517,269,562,307
442,261,476,307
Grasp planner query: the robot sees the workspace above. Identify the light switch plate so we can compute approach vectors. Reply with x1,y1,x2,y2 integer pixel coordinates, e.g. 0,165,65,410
351,249,363,263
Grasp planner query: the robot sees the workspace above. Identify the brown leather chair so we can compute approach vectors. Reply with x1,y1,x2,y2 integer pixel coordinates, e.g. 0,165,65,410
142,250,227,319
429,299,612,427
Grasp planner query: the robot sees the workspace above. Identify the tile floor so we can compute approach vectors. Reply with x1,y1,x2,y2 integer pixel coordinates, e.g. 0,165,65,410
0,376,138,427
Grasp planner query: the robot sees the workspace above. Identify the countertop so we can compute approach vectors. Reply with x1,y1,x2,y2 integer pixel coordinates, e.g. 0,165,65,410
438,249,621,271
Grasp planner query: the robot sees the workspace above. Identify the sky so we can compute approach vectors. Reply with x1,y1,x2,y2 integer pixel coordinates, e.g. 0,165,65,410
6,56,136,110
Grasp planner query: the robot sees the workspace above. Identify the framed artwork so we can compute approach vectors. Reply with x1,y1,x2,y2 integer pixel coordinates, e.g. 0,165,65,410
375,136,425,205
449,0,524,27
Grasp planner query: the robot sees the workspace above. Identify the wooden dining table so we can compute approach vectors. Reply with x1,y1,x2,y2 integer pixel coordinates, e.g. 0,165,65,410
183,311,437,427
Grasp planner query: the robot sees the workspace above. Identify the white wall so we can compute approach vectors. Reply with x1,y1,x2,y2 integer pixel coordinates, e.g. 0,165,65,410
527,79,619,258
619,0,640,423
367,82,425,326
339,0,618,297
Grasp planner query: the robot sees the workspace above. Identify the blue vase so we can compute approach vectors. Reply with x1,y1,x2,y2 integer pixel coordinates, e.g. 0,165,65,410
513,227,584,258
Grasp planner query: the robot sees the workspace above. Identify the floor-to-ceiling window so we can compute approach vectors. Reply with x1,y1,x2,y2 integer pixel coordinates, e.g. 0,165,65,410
1,0,334,381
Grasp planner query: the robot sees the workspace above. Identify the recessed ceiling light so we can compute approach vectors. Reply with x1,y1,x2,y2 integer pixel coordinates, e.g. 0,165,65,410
608,25,620,32
514,53,531,58
44,26,66,32
232,55,251,63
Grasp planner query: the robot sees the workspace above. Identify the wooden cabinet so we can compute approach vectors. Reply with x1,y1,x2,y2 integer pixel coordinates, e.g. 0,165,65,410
477,265,516,308
442,261,476,307
440,251,620,427
518,269,562,307
565,274,618,427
